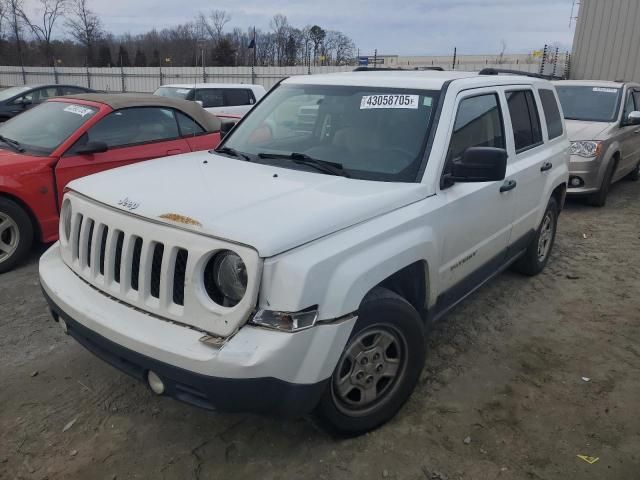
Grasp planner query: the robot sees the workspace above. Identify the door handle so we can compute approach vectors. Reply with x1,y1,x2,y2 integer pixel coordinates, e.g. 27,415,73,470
166,149,183,156
540,162,553,172
500,179,517,193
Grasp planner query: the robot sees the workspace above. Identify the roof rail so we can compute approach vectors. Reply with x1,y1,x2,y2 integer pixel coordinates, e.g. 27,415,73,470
414,66,445,71
352,66,406,72
478,68,562,80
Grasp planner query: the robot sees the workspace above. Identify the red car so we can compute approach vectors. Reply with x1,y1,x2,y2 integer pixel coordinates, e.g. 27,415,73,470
0,93,223,273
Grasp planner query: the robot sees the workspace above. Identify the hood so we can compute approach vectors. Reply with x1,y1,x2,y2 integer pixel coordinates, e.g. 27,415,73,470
67,152,431,257
564,119,615,141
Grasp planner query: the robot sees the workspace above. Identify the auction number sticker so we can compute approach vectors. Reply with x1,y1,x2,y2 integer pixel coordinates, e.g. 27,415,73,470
64,105,95,117
593,87,618,93
360,94,419,109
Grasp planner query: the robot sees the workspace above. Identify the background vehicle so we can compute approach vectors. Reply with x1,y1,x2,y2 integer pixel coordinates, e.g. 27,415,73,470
0,84,96,121
154,83,266,116
0,93,222,273
40,71,568,436
554,80,640,206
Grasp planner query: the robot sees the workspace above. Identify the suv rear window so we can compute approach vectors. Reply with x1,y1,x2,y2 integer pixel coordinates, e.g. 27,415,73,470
507,90,543,152
224,89,254,106
538,89,563,140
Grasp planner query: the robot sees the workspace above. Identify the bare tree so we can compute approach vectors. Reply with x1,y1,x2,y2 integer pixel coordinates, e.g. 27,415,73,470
270,14,289,66
498,39,507,64
5,0,26,64
198,9,230,41
66,0,102,65
19,0,67,65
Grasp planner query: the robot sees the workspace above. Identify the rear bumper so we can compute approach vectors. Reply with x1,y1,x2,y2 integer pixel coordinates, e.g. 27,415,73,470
39,244,356,417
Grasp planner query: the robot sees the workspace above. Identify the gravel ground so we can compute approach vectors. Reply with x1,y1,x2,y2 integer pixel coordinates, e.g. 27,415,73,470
1,180,639,480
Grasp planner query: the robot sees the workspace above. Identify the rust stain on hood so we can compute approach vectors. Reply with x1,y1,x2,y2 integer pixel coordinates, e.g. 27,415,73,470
159,213,202,227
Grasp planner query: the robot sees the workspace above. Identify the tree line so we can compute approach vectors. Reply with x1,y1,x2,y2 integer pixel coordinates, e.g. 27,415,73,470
0,0,357,67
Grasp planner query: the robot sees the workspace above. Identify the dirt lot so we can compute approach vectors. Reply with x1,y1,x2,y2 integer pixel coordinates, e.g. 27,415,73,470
1,180,639,480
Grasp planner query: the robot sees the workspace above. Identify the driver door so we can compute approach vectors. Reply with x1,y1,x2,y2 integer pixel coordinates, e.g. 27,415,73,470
55,107,191,203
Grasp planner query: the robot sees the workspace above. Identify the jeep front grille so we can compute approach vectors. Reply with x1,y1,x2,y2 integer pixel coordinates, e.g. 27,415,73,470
59,193,262,337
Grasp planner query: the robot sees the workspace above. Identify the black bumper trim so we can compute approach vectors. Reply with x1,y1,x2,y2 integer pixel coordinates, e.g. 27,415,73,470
43,288,328,417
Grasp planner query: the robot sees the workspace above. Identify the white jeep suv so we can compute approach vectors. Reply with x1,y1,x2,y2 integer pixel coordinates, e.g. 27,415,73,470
40,70,569,435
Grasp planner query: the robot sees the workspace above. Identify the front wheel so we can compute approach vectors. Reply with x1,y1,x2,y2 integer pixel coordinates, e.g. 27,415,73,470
0,197,34,273
315,287,425,436
512,196,558,276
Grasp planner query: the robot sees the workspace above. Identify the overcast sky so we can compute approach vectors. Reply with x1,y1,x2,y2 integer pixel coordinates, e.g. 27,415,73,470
89,0,577,55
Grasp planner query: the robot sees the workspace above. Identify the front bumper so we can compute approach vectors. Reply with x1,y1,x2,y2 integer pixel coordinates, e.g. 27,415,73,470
40,244,356,416
567,154,604,195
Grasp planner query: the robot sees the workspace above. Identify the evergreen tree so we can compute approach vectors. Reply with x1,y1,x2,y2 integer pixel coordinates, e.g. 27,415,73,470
134,49,147,67
97,44,113,67
117,45,131,67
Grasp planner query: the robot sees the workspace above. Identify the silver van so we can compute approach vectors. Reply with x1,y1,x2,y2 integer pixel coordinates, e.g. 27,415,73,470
554,80,640,206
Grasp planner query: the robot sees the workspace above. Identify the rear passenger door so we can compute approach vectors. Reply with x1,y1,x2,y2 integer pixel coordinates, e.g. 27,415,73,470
436,89,514,297
501,88,550,253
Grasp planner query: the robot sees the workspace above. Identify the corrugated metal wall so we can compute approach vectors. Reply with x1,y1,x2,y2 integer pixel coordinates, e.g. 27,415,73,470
571,0,640,81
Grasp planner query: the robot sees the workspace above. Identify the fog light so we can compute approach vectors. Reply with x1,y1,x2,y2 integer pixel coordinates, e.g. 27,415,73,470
147,371,165,395
569,176,584,187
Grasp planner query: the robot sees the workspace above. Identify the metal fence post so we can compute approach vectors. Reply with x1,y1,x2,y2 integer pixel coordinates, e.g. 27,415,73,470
452,47,457,70
21,64,27,85
86,66,91,89
53,65,59,84
159,64,164,86
120,62,126,93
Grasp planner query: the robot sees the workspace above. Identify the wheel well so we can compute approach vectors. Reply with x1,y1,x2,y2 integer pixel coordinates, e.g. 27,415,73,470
0,193,41,242
372,261,428,315
551,183,567,211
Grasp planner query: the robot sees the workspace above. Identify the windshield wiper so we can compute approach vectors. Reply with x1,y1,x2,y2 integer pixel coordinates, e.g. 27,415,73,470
213,146,252,162
0,135,24,153
257,152,350,178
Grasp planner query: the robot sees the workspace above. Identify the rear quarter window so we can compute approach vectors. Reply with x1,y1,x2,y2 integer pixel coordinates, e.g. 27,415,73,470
539,89,564,140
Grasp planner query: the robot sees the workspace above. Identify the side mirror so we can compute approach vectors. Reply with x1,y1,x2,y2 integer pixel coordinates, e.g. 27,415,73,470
449,147,508,183
16,97,32,107
219,119,236,139
75,141,108,155
195,100,204,107
625,111,640,126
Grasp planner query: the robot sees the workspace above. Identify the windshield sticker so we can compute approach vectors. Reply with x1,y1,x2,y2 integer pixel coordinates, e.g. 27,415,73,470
176,89,190,94
360,94,419,109
592,87,618,93
63,105,94,117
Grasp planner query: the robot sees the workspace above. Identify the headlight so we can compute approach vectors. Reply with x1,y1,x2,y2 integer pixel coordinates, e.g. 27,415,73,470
203,250,247,307
61,199,72,241
570,141,602,158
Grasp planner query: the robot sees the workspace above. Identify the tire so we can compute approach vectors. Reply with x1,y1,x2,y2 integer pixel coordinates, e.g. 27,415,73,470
587,160,616,207
512,196,558,277
0,197,34,274
627,162,640,182
315,287,426,436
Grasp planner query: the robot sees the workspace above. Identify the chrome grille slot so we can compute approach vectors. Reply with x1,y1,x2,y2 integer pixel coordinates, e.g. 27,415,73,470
72,214,84,261
86,220,95,268
150,243,164,299
173,249,188,306
99,226,108,276
113,231,124,284
130,237,143,291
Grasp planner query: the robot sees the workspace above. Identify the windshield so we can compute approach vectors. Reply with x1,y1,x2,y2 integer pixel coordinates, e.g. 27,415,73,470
0,101,97,155
221,84,439,182
556,85,622,122
154,86,193,100
0,86,31,102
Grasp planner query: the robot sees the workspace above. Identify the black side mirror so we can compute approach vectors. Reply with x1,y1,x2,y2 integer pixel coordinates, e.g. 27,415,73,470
625,111,640,126
449,147,508,183
219,120,236,139
75,141,108,155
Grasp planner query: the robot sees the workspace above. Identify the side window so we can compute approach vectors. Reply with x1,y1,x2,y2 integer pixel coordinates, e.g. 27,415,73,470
506,90,543,152
224,89,253,106
194,89,224,108
86,107,180,148
633,91,640,112
446,93,505,163
623,91,636,118
60,86,87,96
539,89,564,140
34,87,60,103
176,111,206,136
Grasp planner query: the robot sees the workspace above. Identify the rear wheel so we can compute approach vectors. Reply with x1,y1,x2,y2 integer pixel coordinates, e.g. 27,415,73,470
315,287,425,436
0,197,33,273
513,196,558,276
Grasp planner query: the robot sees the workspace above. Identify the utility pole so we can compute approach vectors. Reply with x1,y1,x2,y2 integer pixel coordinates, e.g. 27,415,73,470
452,47,457,70
202,49,206,83
373,49,377,70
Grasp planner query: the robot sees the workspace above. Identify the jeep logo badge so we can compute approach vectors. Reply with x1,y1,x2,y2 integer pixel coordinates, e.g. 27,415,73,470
118,197,140,211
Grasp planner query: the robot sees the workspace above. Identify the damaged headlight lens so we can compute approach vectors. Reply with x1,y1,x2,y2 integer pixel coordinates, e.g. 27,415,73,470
251,308,319,332
570,141,602,158
203,250,247,307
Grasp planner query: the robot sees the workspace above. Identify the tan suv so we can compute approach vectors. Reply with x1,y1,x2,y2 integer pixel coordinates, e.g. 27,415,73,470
554,80,640,206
